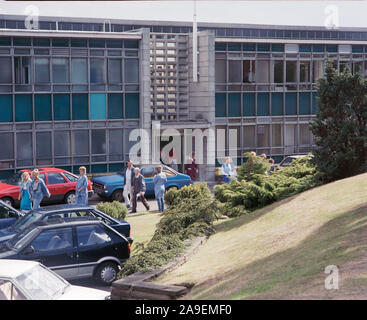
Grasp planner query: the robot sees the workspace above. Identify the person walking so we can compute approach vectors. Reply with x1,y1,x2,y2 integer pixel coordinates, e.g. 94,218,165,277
122,160,135,209
30,169,50,210
131,168,150,213
76,166,89,205
153,165,167,213
185,152,199,181
169,150,178,172
18,172,32,211
221,156,236,183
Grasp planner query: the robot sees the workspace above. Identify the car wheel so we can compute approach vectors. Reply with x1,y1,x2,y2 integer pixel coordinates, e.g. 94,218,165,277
94,262,119,285
1,197,14,207
111,189,124,202
166,186,178,191
64,191,76,204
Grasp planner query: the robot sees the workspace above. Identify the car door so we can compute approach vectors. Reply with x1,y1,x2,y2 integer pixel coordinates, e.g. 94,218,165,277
46,172,69,203
0,204,20,229
140,166,155,195
20,227,78,279
76,224,117,277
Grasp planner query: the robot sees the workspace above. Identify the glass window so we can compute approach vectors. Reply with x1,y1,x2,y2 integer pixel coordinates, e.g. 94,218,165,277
109,129,123,161
228,93,241,117
257,93,269,116
215,60,226,83
90,93,106,120
16,132,33,166
124,59,139,83
272,124,282,147
255,60,269,83
0,133,13,160
76,225,111,247
36,132,52,164
14,57,32,84
300,61,310,82
312,92,318,114
285,124,297,153
71,58,87,84
52,58,69,83
228,60,242,83
0,280,26,300
72,94,88,120
35,58,50,83
54,131,71,157
243,93,255,116
0,95,12,122
108,93,123,119
47,172,67,185
299,92,311,115
91,130,106,154
125,93,139,119
35,94,52,121
63,172,78,182
271,93,283,116
300,124,311,145
285,92,297,115
15,95,32,122
243,60,255,83
108,59,122,83
90,59,105,83
30,228,73,252
312,61,324,82
215,93,226,117
286,61,297,82
0,58,12,83
72,130,89,156
257,125,269,147
52,38,69,47
273,60,283,83
243,126,255,148
53,94,70,121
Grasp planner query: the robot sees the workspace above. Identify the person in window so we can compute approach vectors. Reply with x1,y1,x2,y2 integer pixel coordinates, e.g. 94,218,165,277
76,166,88,206
153,165,167,213
122,160,135,209
131,168,150,213
18,172,32,211
30,169,50,210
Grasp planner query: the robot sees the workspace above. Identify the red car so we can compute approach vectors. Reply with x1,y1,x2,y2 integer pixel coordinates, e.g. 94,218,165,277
0,168,93,208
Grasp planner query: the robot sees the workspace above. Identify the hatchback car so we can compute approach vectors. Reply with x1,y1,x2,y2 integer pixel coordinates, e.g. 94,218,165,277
0,259,109,300
0,204,132,245
91,164,192,201
0,168,93,207
0,219,130,285
0,200,23,230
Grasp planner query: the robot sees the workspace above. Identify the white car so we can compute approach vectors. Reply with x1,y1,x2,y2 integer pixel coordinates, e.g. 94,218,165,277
0,259,109,300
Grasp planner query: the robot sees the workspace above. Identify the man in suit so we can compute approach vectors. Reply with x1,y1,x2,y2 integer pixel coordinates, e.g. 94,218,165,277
122,160,135,209
131,167,150,213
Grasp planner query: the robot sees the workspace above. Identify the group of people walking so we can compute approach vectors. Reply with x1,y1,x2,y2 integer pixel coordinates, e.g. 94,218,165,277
18,166,90,211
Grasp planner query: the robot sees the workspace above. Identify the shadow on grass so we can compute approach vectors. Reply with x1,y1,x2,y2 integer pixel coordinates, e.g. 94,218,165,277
189,202,367,300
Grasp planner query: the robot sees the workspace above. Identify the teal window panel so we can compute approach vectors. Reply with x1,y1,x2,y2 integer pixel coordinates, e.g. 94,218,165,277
257,93,269,116
125,93,139,119
91,164,107,174
352,45,363,53
299,92,311,115
0,37,11,46
326,45,337,53
271,44,284,52
228,93,241,117
52,38,69,47
33,38,50,47
13,38,31,46
35,94,52,121
0,95,13,122
15,94,32,122
243,93,255,116
124,40,139,49
90,93,106,120
228,43,241,51
71,39,87,47
312,44,324,52
285,92,297,115
312,92,319,114
215,93,226,117
299,44,311,52
257,43,270,52
108,93,123,119
107,40,123,48
89,39,105,48
243,43,256,51
271,93,283,116
215,43,226,51
72,94,88,120
109,163,124,172
53,94,70,121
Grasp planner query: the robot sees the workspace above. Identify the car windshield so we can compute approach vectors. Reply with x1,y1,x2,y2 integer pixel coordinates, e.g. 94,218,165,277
7,227,39,251
4,172,23,186
11,211,43,233
15,264,69,300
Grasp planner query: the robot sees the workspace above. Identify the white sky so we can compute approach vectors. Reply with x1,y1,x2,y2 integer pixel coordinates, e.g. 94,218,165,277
0,1,366,28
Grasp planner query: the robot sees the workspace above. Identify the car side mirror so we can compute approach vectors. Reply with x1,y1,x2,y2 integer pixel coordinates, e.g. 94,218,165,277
23,245,35,255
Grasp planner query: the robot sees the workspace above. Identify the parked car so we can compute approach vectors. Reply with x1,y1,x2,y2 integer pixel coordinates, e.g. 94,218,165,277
91,164,192,201
0,204,133,245
0,219,131,285
0,200,23,230
0,168,93,208
275,155,308,170
0,259,109,300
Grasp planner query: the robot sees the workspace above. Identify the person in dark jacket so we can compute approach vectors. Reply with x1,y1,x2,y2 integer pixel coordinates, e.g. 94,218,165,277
122,160,135,209
185,152,199,181
131,167,150,213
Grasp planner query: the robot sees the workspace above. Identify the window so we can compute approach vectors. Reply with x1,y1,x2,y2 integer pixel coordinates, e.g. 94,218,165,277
215,93,226,117
0,205,17,219
90,93,106,120
255,60,269,83
125,93,139,118
300,61,310,82
47,172,67,185
90,59,105,83
35,58,50,83
243,93,255,116
53,94,70,121
285,92,297,115
299,92,311,115
272,124,282,147
72,131,89,157
286,61,297,82
243,126,255,148
215,59,226,83
67,210,90,218
257,125,269,147
312,61,324,82
63,172,78,182
14,57,31,84
257,93,269,116
72,94,88,120
36,132,52,165
0,95,12,122
15,95,32,122
108,93,123,119
54,131,71,157
0,133,13,160
141,166,155,177
285,124,297,153
0,280,26,300
125,59,139,83
71,58,87,84
52,58,69,83
91,129,106,155
0,57,12,83
228,60,241,83
228,93,241,117
109,129,123,161
273,61,283,83
30,228,73,252
271,93,283,116
76,225,111,247
243,60,255,83
108,59,122,83
35,94,52,121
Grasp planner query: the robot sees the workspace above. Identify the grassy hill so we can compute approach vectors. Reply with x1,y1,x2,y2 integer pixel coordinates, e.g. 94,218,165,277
155,173,367,299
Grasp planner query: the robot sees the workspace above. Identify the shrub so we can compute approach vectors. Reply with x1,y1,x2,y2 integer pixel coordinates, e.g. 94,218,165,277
96,200,128,220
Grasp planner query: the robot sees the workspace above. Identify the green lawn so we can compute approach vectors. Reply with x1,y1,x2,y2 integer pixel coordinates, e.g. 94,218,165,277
155,173,367,299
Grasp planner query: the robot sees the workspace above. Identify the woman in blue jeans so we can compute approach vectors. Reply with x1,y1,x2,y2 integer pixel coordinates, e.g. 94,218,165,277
30,169,51,209
153,165,167,213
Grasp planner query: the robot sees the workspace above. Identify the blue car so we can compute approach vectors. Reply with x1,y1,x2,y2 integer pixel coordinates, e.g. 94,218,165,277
0,204,132,245
0,200,23,230
91,165,192,202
